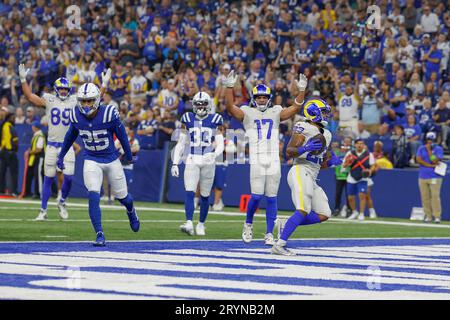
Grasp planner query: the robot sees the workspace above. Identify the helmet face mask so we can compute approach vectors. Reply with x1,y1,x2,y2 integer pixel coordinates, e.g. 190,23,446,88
54,78,72,101
192,92,211,118
251,84,272,112
77,83,101,117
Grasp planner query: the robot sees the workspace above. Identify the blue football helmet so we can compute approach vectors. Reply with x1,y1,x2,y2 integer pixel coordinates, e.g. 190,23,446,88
54,77,72,100
303,97,332,126
250,84,272,112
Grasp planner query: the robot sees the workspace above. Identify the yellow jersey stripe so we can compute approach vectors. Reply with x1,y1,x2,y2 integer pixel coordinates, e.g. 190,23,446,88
295,165,305,211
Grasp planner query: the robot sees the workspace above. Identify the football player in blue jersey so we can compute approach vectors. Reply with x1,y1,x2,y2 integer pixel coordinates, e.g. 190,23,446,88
171,91,224,236
56,83,139,246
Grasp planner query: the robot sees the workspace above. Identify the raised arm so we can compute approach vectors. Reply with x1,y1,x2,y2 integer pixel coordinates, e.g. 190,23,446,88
280,73,308,121
223,70,245,122
99,68,112,97
19,64,46,107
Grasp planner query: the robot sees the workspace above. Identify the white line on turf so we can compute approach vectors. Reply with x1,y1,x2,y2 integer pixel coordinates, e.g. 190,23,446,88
0,198,448,229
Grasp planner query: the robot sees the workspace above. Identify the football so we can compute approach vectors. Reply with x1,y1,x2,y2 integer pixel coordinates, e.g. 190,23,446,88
309,133,327,155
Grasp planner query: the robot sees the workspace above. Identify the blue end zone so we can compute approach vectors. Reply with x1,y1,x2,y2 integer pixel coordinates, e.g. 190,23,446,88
1,238,450,299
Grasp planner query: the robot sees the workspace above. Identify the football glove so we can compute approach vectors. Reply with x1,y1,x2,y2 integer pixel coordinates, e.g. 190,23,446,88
56,157,65,171
101,68,112,88
171,164,179,177
298,138,323,155
222,70,238,88
295,73,308,91
326,151,343,167
18,64,30,83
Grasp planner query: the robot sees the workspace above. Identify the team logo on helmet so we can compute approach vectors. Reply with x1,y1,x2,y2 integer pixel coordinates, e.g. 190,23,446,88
54,77,72,101
303,98,332,125
250,84,272,112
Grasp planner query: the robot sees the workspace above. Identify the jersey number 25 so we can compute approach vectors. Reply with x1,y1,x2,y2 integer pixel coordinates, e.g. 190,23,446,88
79,129,109,151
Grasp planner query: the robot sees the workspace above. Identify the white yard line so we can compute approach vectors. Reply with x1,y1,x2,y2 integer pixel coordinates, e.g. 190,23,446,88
0,198,449,229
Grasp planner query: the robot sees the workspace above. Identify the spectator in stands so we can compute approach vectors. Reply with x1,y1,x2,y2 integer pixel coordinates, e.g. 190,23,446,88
432,98,450,150
137,108,158,150
361,80,383,134
25,106,39,125
389,79,410,119
0,112,18,196
416,132,444,223
156,78,179,117
404,113,423,166
14,107,25,124
157,111,176,149
23,121,45,199
391,125,409,168
420,6,440,34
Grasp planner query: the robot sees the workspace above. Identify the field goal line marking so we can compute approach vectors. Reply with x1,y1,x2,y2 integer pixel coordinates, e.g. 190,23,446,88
0,198,449,229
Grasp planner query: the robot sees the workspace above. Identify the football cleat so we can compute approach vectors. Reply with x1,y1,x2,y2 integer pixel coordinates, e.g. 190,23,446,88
35,209,48,221
434,218,441,224
180,221,194,236
271,244,296,256
196,223,206,236
93,231,106,247
369,210,378,219
127,208,140,232
347,211,359,220
242,223,253,243
57,201,69,220
264,233,275,246
424,216,432,223
358,213,365,221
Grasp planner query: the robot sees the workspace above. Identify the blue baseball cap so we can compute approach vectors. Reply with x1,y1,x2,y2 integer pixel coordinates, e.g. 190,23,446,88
31,120,41,128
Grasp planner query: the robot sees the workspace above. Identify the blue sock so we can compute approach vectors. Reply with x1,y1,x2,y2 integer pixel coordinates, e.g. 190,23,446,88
299,210,322,226
246,194,262,224
60,175,73,202
199,196,210,223
185,191,195,221
266,196,278,234
88,191,102,233
280,211,306,241
41,176,54,210
118,193,134,212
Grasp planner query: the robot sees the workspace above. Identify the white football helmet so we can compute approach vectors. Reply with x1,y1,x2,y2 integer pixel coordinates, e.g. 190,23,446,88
192,91,211,118
77,83,101,116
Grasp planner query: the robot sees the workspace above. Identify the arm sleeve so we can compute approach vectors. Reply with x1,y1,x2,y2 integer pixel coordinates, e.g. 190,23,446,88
59,124,79,160
113,120,133,161
214,133,224,157
172,131,187,165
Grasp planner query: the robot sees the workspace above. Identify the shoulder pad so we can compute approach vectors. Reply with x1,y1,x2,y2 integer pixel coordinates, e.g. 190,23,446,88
211,113,223,126
102,105,119,123
181,112,193,125
69,107,79,124
292,121,307,134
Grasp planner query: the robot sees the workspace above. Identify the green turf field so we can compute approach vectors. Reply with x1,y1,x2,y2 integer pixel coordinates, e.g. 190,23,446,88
0,198,449,242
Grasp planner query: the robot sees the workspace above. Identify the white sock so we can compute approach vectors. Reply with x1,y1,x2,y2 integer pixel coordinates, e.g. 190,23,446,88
197,222,204,227
186,220,193,227
277,239,286,247
369,208,376,215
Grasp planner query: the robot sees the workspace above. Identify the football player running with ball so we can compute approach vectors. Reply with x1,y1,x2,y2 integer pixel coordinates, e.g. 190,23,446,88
171,91,224,236
56,83,139,246
224,71,308,245
272,98,342,256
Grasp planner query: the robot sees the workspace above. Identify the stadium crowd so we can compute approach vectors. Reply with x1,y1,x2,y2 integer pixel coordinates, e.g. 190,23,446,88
0,0,449,174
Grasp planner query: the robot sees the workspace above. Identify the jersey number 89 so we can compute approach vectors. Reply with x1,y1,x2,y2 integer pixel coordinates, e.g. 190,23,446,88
51,108,71,126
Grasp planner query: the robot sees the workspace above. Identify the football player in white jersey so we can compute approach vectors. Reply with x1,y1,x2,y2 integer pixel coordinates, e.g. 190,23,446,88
19,64,111,221
223,70,308,245
171,91,224,236
271,98,343,256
